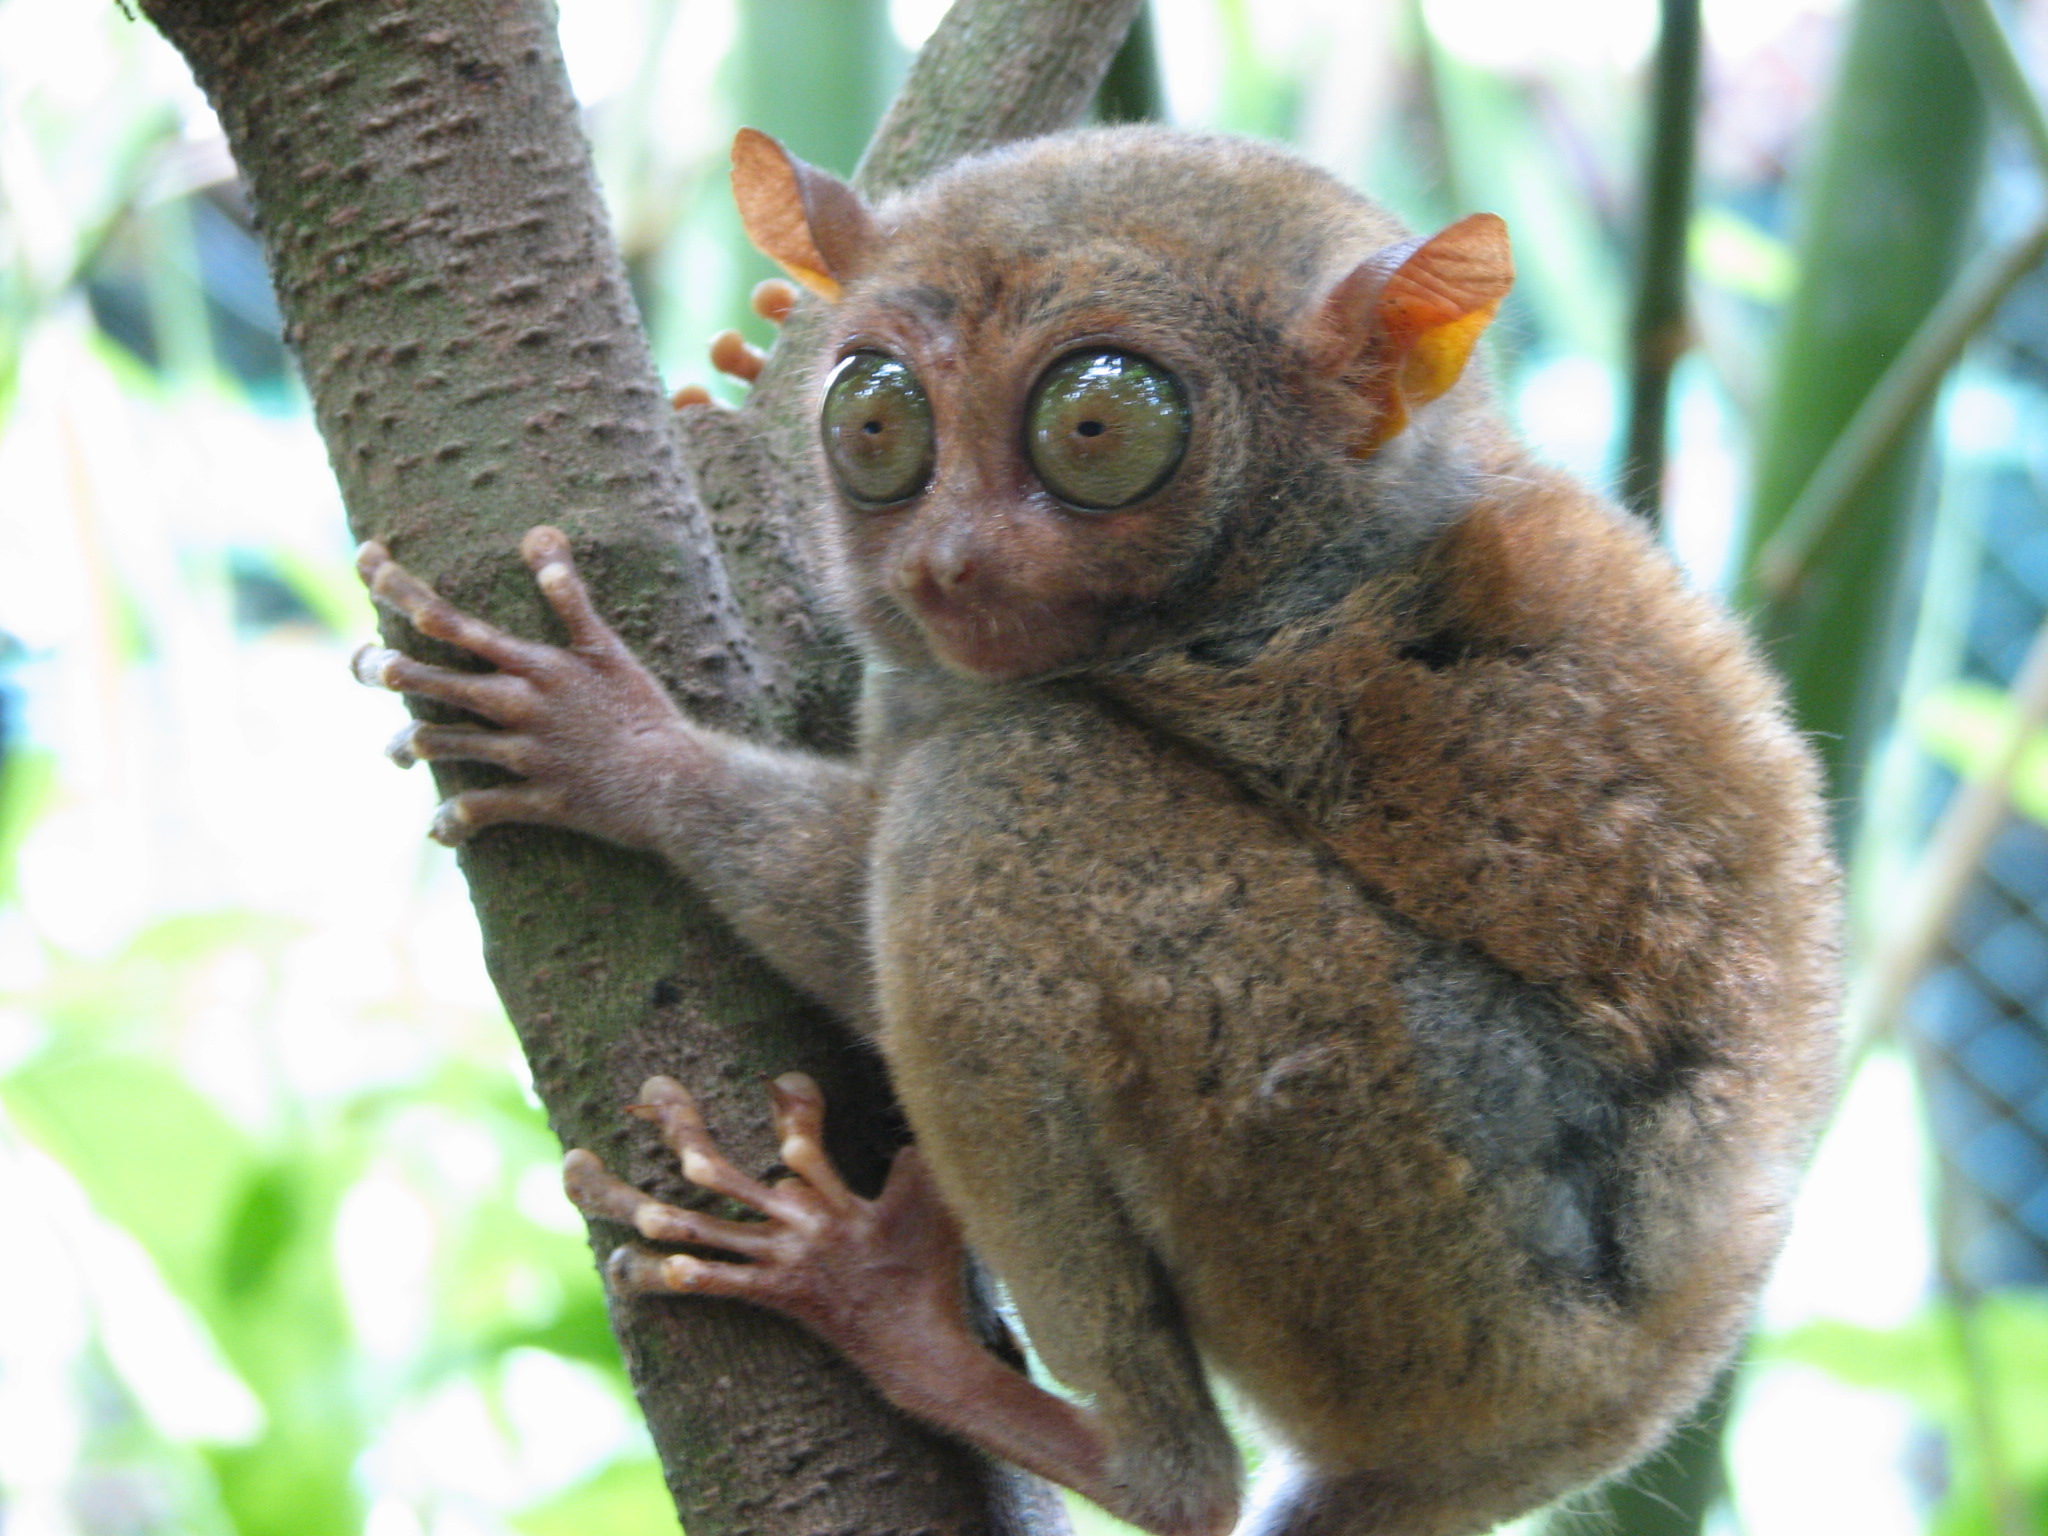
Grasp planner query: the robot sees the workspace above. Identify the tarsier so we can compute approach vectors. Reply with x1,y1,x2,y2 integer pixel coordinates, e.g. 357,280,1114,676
355,127,1840,1535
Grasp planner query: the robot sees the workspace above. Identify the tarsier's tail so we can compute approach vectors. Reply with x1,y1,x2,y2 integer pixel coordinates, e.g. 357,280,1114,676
1231,1453,1519,1536
1235,1459,1395,1536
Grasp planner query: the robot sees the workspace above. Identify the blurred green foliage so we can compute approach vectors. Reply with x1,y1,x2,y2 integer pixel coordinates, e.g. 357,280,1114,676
0,898,653,1535
1917,681,2048,829
1768,1292,2048,1533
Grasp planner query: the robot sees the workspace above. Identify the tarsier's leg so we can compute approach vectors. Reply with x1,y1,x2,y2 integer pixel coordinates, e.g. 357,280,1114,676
899,1068,1245,1536
563,1074,1239,1536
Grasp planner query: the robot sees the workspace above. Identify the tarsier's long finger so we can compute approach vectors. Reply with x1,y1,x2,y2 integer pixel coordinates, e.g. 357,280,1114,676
427,785,569,845
356,542,540,670
562,1150,776,1255
709,329,766,384
751,278,798,325
767,1073,857,1212
517,526,621,654
352,645,530,721
605,1243,771,1301
670,383,714,410
628,1076,798,1218
387,721,530,774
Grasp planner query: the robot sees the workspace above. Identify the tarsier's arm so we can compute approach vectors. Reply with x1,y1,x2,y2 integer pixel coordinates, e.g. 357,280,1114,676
354,528,877,1026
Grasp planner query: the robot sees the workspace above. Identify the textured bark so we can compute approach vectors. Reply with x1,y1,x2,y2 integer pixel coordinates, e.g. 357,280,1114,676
134,0,1135,1530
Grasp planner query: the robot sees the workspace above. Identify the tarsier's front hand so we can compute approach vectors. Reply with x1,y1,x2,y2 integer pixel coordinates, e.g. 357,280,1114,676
354,526,710,852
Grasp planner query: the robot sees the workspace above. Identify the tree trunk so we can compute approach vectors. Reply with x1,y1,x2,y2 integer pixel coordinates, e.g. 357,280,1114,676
133,0,1141,1530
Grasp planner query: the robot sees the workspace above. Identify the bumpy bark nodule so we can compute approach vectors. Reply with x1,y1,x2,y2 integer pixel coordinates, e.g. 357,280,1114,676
134,0,1140,1529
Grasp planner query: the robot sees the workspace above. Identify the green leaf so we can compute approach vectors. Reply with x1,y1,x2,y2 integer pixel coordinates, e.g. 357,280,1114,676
0,746,59,902
217,1162,305,1301
3,1046,371,1536
1764,1314,1961,1414
199,1147,366,1536
3,1053,253,1308
1691,207,1795,304
470,1282,622,1380
5,910,296,1062
1763,1293,2048,1529
267,544,376,638
1913,680,2048,828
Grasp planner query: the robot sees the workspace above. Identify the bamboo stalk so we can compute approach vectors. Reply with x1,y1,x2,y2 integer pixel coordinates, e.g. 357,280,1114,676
1734,0,1987,806
1939,0,2048,174
1616,0,1702,526
1755,216,2048,603
1758,0,2048,605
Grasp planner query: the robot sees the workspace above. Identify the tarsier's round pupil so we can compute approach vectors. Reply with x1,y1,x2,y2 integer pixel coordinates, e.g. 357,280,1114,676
1026,350,1189,511
821,351,935,506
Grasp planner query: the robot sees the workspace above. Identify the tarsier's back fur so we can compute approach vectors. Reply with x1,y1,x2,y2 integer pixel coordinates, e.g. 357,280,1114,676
368,125,1842,1536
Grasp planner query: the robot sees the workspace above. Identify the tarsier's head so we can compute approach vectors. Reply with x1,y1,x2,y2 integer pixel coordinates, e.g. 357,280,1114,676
732,126,1514,682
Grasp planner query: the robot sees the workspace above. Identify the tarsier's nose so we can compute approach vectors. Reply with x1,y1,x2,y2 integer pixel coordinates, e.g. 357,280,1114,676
925,547,976,591
901,531,979,598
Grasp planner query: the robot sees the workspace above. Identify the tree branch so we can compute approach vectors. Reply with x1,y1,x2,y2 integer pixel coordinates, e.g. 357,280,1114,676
861,0,1145,194
135,0,1134,1529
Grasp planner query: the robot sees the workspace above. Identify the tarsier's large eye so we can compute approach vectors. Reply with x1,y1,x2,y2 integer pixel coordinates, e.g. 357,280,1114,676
822,351,935,506
1026,349,1189,511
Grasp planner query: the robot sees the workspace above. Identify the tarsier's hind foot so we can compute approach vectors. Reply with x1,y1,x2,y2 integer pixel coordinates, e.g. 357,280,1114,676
562,1075,1231,1536
564,1071,1011,1390
561,1072,934,1336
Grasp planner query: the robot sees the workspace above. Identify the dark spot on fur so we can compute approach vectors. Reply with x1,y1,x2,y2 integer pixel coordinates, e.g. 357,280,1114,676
1183,629,1282,665
1399,628,1476,672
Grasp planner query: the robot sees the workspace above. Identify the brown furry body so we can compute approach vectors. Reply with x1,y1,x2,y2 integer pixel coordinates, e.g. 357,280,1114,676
364,128,1842,1535
872,467,1836,1534
838,137,1836,1528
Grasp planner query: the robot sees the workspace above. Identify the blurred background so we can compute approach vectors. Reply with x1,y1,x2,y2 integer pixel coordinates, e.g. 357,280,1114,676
3,0,2046,1532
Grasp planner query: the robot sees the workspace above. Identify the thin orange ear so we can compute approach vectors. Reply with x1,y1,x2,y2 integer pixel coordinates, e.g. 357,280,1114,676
1380,213,1513,404
730,128,877,301
1312,213,1514,454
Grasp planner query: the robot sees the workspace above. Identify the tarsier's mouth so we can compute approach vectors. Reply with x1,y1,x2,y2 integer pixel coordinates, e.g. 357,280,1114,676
901,584,1096,683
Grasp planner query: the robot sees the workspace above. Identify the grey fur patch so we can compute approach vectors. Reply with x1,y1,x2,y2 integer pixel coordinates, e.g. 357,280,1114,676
1399,943,1628,1288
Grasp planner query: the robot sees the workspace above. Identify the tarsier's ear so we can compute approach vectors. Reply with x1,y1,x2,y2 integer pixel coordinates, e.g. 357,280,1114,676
1308,213,1513,455
731,127,878,301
